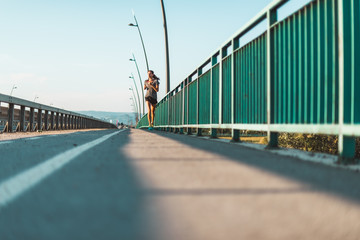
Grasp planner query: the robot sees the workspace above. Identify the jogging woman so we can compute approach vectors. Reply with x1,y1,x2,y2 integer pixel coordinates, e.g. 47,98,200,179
144,70,159,129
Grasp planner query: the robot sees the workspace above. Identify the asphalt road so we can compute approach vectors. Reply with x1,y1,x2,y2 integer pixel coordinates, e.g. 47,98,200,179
0,129,360,240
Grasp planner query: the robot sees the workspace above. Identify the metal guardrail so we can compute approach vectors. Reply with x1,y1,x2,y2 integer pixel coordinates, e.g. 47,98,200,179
137,0,360,160
0,93,117,132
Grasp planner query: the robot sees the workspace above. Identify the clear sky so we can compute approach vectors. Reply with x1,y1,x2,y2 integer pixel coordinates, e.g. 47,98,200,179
0,0,310,113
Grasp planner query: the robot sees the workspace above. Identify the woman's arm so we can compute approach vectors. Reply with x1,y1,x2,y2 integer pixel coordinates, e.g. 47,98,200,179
144,80,148,90
149,82,159,92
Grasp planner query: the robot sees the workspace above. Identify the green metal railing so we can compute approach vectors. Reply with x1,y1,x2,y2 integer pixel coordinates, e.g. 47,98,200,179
137,0,360,160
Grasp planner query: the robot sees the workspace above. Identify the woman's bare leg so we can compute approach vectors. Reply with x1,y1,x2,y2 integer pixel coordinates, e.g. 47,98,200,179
150,104,156,125
146,101,152,126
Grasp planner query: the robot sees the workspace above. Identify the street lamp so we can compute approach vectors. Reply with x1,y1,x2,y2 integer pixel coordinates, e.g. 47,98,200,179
129,87,140,121
33,95,39,102
160,0,170,93
129,99,138,125
10,85,17,96
129,53,145,115
129,11,149,72
129,73,142,116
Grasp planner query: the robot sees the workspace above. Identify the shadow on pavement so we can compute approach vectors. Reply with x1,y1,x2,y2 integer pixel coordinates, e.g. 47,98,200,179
0,129,160,240
143,130,360,204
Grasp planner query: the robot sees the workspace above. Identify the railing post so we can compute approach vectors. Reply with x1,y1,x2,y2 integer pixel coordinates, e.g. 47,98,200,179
20,106,25,132
60,113,64,130
197,68,202,136
66,114,69,129
167,94,170,128
51,112,55,130
55,112,59,130
210,55,218,138
180,82,184,134
231,39,240,142
338,0,356,162
266,9,279,149
37,109,43,131
8,103,14,132
220,49,224,126
44,110,48,130
186,77,191,135
30,107,34,132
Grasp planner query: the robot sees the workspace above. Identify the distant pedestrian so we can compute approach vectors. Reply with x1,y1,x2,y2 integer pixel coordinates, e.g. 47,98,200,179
144,70,159,129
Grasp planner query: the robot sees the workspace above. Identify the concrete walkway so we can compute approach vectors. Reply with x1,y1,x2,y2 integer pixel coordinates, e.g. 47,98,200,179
125,129,360,240
0,128,359,240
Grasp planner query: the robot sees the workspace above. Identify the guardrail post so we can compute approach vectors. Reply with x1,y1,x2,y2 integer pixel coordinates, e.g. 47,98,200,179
30,107,34,132
210,55,218,138
338,0,356,162
65,114,69,129
180,82,184,134
197,68,202,136
231,39,240,142
60,113,62,129
51,112,54,130
37,109,43,131
44,110,48,130
62,114,65,129
266,8,279,149
55,112,59,130
20,106,25,132
8,103,14,132
186,77,191,135
220,49,224,126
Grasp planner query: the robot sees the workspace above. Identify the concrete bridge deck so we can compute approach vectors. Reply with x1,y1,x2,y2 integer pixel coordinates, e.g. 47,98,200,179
0,129,360,239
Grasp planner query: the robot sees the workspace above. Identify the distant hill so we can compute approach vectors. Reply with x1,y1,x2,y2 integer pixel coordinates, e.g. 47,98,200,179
77,111,137,126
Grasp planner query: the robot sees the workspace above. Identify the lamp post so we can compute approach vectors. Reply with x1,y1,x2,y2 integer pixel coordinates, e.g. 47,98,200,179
10,85,17,96
129,73,142,116
129,101,137,126
33,95,39,102
129,54,145,115
129,11,149,72
129,87,140,121
129,97,138,123
160,0,170,93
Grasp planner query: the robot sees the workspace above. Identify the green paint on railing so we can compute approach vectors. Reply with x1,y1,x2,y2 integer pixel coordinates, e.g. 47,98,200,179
136,0,360,159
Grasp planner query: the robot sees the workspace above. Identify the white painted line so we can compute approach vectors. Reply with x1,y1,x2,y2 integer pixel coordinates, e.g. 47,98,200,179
0,141,13,145
0,130,124,209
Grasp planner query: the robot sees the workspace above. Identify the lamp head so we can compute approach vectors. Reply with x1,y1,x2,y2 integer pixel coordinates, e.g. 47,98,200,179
128,23,137,27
